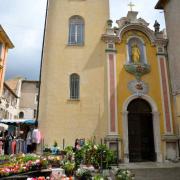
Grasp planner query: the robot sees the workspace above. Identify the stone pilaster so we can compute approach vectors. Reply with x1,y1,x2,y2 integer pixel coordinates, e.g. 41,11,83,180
156,44,173,134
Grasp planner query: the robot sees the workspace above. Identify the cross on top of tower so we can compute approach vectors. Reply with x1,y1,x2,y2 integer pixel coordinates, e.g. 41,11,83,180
128,2,135,11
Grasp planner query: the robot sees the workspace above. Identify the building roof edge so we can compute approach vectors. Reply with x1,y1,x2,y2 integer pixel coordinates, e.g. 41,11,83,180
155,0,167,9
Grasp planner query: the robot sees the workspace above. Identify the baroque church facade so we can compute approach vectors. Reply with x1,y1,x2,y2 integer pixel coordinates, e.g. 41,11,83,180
38,0,179,163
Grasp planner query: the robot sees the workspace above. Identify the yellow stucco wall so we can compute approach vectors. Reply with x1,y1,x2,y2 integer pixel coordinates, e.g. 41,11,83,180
116,30,165,157
0,36,8,96
39,0,109,147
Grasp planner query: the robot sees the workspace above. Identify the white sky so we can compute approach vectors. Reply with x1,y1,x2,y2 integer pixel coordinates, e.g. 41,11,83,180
0,0,165,80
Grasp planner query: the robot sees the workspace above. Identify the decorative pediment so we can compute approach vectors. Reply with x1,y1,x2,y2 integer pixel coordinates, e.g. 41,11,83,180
117,24,156,45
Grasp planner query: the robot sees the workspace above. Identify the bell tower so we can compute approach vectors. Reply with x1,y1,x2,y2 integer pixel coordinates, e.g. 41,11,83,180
39,0,110,146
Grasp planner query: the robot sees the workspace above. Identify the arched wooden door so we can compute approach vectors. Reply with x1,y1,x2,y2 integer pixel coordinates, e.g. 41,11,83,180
128,98,156,162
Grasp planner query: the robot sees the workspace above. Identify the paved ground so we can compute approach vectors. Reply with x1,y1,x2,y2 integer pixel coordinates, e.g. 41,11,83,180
117,161,180,169
112,162,180,180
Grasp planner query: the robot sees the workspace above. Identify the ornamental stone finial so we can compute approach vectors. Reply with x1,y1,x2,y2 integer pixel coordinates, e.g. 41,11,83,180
154,20,160,33
107,19,113,28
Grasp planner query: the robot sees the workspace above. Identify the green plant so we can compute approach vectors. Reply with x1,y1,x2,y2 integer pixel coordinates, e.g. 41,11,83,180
75,167,92,180
53,141,58,147
95,144,115,169
94,174,108,180
115,169,135,180
74,141,115,169
64,146,74,153
75,148,84,168
63,161,75,177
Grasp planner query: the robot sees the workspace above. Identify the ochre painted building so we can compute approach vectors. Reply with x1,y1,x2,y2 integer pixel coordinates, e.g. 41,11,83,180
39,0,179,163
0,25,14,96
102,11,178,162
39,0,109,146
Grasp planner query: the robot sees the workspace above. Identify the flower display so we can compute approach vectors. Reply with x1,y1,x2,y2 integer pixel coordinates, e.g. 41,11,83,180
46,155,62,167
0,154,48,178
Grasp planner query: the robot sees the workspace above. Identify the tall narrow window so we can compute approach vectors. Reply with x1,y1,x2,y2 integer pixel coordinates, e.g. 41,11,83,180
68,16,84,45
19,112,24,119
34,109,37,118
70,73,80,99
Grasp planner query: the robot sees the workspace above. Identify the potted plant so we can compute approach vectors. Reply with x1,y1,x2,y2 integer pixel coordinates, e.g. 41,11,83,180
63,161,75,177
75,167,92,180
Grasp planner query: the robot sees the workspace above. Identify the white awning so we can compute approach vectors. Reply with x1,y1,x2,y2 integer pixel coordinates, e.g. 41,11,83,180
0,123,8,130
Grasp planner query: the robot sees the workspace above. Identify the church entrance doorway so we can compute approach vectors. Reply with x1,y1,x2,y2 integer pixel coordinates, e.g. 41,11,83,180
127,98,156,162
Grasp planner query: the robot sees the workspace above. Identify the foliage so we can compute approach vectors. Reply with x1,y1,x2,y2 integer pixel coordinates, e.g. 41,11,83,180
93,174,108,180
115,169,135,180
75,141,115,169
74,148,84,168
0,155,10,161
63,161,75,177
82,141,97,166
17,154,39,163
63,146,75,163
94,144,114,169
75,167,92,180
64,146,74,153
53,141,58,147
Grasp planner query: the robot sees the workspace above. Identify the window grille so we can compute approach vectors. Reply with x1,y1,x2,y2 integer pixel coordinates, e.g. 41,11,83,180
70,73,80,99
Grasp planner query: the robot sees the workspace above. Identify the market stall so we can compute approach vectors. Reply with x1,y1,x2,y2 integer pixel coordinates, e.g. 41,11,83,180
0,119,40,155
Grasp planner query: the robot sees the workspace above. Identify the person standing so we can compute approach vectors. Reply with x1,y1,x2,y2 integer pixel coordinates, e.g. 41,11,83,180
26,128,32,153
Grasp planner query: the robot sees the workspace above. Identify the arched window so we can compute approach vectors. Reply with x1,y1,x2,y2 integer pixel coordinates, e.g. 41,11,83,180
70,73,80,99
68,16,84,45
19,112,24,119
